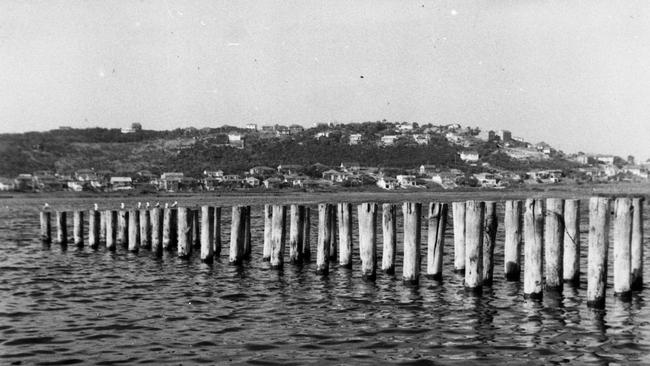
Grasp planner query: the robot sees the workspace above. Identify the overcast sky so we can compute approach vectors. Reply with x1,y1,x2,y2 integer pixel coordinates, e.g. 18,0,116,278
1,0,649,161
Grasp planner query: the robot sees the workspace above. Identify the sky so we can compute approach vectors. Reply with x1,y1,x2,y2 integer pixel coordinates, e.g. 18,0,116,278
1,0,649,161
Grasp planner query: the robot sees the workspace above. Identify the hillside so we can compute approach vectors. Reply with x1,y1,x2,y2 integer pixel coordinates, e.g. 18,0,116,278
0,123,579,177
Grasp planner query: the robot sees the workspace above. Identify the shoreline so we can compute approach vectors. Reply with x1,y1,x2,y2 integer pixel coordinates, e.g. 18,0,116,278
3,182,649,211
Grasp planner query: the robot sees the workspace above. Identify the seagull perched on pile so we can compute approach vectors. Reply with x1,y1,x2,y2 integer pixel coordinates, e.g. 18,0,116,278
170,201,178,208
155,201,160,208
43,203,50,210
164,203,169,209
93,203,99,211
120,202,125,209
145,202,150,209
137,202,142,209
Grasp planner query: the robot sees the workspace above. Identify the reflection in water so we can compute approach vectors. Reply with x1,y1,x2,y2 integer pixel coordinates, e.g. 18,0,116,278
0,198,649,364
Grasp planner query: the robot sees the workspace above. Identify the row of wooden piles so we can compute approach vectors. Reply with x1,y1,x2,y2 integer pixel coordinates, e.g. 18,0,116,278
39,196,644,308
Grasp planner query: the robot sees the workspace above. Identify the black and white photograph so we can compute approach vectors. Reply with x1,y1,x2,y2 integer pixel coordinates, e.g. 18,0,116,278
1,1,649,364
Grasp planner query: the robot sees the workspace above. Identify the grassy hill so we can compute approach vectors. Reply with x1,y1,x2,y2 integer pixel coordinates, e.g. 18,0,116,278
0,124,579,177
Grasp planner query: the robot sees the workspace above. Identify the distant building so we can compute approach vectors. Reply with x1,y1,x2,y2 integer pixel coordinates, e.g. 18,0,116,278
246,123,258,131
473,173,498,187
249,166,276,176
380,135,399,146
497,130,512,142
349,133,362,145
261,125,275,133
228,133,244,148
110,177,133,191
244,176,261,187
204,170,224,178
160,172,184,191
419,165,437,175
289,125,304,134
460,151,480,162
277,164,303,175
0,178,15,191
315,131,331,139
376,176,398,190
597,155,615,165
396,175,417,188
340,162,360,172
413,134,430,145
121,122,142,134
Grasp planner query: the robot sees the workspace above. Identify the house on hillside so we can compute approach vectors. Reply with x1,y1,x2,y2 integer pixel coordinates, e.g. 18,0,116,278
322,169,346,183
380,135,399,146
204,170,224,179
160,172,184,191
413,134,430,145
110,177,133,191
75,169,98,182
228,133,244,149
0,178,15,191
340,162,360,173
244,176,261,187
349,133,362,145
289,125,304,134
376,176,398,190
419,165,437,176
473,173,498,187
14,174,34,191
246,123,258,131
396,175,417,188
277,164,303,175
460,151,480,163
263,177,282,189
249,166,276,176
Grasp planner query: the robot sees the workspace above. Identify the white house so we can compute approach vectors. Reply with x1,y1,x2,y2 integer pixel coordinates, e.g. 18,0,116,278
460,151,480,162
376,176,398,190
380,135,399,146
412,134,430,145
110,177,133,191
349,133,362,145
228,133,244,148
396,175,417,188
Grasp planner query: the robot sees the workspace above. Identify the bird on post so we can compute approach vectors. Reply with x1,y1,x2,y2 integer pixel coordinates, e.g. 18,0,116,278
155,202,160,208
120,202,125,209
137,202,142,209
93,203,99,211
43,203,50,210
145,202,150,209
171,201,178,208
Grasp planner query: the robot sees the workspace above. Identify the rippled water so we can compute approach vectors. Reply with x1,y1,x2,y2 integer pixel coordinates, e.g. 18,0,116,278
1,195,650,365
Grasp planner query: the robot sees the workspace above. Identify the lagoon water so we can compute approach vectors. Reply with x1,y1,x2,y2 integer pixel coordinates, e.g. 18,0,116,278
1,195,650,364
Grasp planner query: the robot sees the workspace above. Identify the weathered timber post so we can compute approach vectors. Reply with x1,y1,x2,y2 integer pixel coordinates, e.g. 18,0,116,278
464,201,484,291
338,203,353,268
382,203,397,274
563,199,580,284
105,210,117,251
192,208,200,248
56,211,68,245
100,210,106,243
483,201,497,286
73,210,84,247
229,206,246,264
243,206,252,259
177,207,192,258
545,198,564,290
40,211,51,244
162,208,173,250
302,206,311,262
263,204,272,261
88,209,100,249
316,203,332,275
117,210,128,247
427,202,448,280
200,205,214,263
587,197,610,308
358,202,378,279
270,205,287,269
631,197,644,290
213,207,222,258
289,204,305,264
151,207,163,256
402,202,422,285
452,202,466,273
329,205,337,262
128,209,140,252
524,199,544,298
613,197,633,298
140,209,151,250
504,200,522,281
